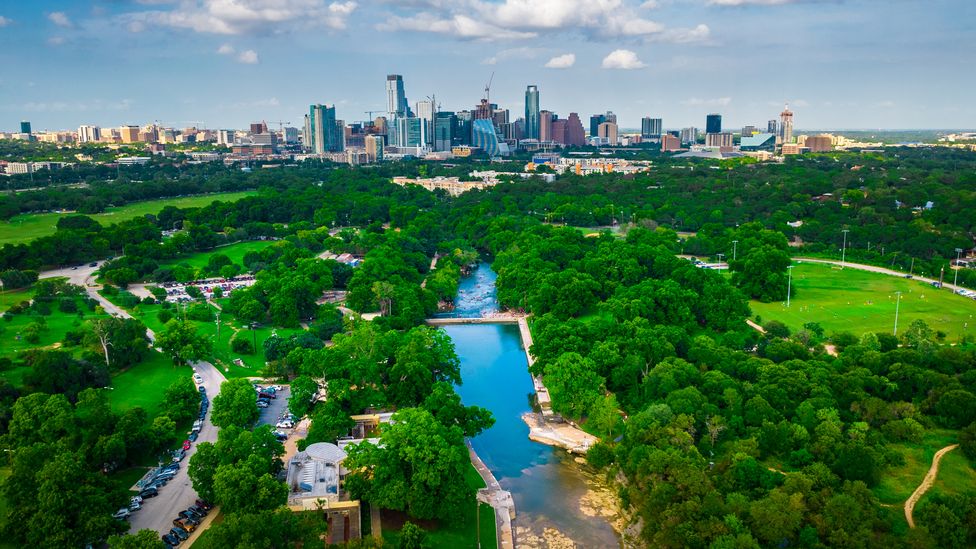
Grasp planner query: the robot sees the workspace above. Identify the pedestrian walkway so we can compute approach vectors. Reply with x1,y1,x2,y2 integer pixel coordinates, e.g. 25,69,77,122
467,441,514,549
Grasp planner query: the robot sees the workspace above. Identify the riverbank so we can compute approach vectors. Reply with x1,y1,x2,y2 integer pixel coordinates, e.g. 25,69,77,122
467,441,516,549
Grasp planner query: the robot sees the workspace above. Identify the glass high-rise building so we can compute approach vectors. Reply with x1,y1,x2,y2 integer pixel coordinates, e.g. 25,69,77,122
20,121,31,134
589,114,606,137
524,85,540,140
471,119,509,157
706,114,722,134
386,75,408,117
641,117,663,138
434,112,457,151
305,104,343,154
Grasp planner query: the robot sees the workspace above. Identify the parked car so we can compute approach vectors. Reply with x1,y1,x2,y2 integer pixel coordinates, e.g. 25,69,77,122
195,499,213,511
128,500,142,512
275,420,294,429
173,449,186,462
139,487,159,498
188,432,199,442
182,440,191,451
179,509,203,521
170,527,189,541
257,401,270,408
193,373,204,385
113,508,131,520
173,519,196,532
161,533,180,547
189,504,209,516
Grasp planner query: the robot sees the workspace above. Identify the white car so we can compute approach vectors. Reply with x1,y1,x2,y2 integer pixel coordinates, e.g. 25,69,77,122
275,420,294,429
113,508,131,520
193,374,204,385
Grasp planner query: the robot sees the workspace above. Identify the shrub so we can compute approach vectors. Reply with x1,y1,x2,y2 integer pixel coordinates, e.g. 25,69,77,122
231,335,255,355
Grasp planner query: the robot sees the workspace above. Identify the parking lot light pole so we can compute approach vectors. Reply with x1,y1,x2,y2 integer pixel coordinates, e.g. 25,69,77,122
893,291,903,336
786,265,795,307
954,248,963,288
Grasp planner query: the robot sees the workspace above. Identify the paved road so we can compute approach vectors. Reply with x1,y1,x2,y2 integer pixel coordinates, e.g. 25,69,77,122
127,361,226,537
38,261,102,287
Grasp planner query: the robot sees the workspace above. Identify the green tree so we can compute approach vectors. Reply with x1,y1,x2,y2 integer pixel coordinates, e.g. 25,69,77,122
211,378,260,429
287,375,318,418
162,377,201,424
156,320,211,367
108,529,167,549
398,521,429,549
344,407,473,521
543,352,605,420
212,465,287,514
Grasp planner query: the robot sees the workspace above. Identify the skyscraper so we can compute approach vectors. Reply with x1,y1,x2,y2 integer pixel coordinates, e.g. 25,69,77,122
598,122,618,145
415,99,435,146
605,111,617,125
539,110,553,142
767,119,778,135
434,112,457,151
706,114,722,134
680,127,697,144
20,121,31,135
365,134,384,162
779,104,794,144
589,114,606,137
524,85,540,140
564,113,586,147
306,104,343,154
471,118,509,157
641,117,663,138
386,75,408,117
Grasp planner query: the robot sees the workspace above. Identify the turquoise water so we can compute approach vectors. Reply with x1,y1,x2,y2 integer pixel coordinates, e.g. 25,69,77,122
445,264,619,547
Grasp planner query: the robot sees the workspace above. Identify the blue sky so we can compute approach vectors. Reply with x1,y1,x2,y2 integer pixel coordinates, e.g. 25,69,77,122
1,0,973,132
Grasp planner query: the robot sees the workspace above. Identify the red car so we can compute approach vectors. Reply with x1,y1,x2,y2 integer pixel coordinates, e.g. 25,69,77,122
182,440,191,451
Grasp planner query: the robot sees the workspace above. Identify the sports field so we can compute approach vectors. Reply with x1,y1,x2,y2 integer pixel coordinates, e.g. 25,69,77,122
750,262,976,341
0,191,258,245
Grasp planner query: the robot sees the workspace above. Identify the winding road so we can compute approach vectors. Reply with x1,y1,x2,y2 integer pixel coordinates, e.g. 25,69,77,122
127,361,226,537
904,444,959,528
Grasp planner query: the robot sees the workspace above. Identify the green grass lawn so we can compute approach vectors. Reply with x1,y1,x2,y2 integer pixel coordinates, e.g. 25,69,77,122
154,240,276,272
924,447,976,501
0,467,11,549
750,262,976,341
101,293,301,379
108,351,188,417
0,298,111,387
381,463,497,549
0,287,32,311
0,191,258,246
874,429,958,506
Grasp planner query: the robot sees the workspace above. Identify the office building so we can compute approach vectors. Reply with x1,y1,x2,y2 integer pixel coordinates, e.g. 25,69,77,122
283,127,300,144
216,130,235,146
120,125,140,143
705,132,734,148
306,104,343,154
471,118,509,157
78,125,100,143
597,122,618,145
589,114,606,137
539,110,553,142
433,112,456,152
365,134,384,162
706,114,722,134
563,113,586,147
779,104,794,144
20,121,31,135
740,133,776,152
661,134,682,152
805,135,833,152
605,111,617,125
524,85,540,140
767,119,778,135
680,127,697,145
549,119,566,145
641,117,663,138
386,75,408,117
741,125,758,137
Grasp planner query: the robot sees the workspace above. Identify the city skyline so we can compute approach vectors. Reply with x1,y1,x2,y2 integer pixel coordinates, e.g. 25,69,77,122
1,1,974,131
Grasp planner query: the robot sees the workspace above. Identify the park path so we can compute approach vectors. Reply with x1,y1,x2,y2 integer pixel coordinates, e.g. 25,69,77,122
467,441,515,549
904,444,959,528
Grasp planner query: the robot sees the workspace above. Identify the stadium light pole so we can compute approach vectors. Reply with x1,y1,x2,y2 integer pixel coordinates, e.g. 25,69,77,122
954,248,963,288
893,291,903,336
786,265,795,307
841,229,850,268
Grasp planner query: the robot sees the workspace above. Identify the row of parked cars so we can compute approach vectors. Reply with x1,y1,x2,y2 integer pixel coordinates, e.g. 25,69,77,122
162,500,213,546
256,383,279,409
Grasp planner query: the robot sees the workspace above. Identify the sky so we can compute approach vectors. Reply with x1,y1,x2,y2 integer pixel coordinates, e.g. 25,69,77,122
0,0,974,132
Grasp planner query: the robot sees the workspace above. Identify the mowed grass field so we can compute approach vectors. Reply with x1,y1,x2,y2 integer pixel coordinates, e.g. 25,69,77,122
750,262,976,341
154,240,276,271
0,191,258,245
107,351,188,417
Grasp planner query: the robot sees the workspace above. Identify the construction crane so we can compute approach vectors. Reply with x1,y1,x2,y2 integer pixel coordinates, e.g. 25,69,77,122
274,120,291,132
364,110,384,120
484,71,494,104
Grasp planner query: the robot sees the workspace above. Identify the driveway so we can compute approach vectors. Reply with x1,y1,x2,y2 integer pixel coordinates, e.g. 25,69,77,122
127,361,226,537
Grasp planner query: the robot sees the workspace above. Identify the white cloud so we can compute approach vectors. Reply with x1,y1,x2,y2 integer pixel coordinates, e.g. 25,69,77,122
544,53,576,69
602,49,646,70
640,0,661,8
707,0,805,5
482,47,541,65
0,16,12,27
681,97,733,106
380,0,709,43
217,43,235,55
48,12,72,28
123,0,358,35
127,20,146,33
237,49,259,64
379,13,536,41
47,36,66,46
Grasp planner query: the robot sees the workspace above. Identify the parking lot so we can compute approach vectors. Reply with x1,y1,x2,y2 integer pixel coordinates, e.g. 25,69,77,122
257,384,291,428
